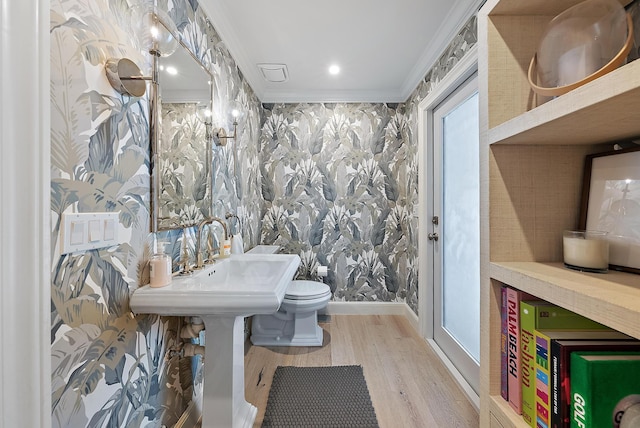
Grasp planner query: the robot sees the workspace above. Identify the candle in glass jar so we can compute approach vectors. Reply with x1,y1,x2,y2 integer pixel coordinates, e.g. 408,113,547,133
563,230,609,272
150,243,172,287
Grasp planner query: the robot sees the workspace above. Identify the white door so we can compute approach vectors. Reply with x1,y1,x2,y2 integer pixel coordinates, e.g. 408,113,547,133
429,73,480,393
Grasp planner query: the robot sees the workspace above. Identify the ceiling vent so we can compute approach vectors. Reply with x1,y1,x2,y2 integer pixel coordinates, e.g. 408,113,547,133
257,63,289,83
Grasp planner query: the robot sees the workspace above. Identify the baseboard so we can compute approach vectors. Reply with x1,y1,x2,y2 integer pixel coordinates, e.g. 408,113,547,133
426,338,480,411
321,301,408,316
322,302,420,332
403,304,420,333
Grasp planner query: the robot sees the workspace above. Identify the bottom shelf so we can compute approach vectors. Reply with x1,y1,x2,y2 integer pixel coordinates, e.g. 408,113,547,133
489,395,528,428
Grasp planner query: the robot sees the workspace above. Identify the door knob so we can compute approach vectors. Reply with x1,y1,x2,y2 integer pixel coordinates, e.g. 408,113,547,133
428,232,439,241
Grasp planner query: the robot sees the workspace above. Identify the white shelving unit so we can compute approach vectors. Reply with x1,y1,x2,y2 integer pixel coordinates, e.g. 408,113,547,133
478,0,640,426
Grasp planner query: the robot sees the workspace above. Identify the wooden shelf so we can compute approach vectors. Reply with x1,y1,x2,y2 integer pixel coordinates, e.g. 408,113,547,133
489,395,529,428
479,0,640,426
490,262,640,338
488,59,640,146
487,0,632,17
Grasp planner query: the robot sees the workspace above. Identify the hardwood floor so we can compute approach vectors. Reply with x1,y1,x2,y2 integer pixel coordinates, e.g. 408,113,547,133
244,315,479,427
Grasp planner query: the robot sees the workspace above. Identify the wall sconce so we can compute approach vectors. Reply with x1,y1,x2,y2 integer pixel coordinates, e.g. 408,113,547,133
196,104,214,142
213,101,244,146
104,5,178,97
104,5,179,233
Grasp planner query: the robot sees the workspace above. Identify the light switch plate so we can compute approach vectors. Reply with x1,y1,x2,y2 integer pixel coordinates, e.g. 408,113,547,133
60,212,119,254
103,218,116,241
88,220,102,242
70,221,85,245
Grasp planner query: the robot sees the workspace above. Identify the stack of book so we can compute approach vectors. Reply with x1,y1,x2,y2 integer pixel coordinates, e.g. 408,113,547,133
500,286,640,427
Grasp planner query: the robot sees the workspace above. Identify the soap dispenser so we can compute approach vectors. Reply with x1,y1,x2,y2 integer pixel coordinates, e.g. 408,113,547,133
149,242,172,288
219,238,231,258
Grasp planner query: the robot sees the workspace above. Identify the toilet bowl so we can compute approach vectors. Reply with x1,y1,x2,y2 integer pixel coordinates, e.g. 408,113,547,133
250,280,331,347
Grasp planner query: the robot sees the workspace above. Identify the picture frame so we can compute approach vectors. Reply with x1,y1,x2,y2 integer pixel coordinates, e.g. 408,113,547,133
579,145,640,274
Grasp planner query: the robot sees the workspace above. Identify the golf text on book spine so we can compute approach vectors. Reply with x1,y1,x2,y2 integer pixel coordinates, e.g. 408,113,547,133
571,352,640,428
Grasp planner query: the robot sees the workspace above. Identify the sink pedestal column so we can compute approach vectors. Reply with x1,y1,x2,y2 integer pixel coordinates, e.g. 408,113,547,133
201,315,256,428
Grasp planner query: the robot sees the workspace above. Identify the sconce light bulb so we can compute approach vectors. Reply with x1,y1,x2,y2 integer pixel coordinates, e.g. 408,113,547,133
131,5,179,57
231,108,240,118
204,109,212,118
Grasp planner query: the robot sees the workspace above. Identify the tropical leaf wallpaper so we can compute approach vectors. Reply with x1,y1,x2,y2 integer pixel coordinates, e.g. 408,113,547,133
50,0,476,423
259,15,477,315
50,0,262,426
158,102,212,228
259,103,414,306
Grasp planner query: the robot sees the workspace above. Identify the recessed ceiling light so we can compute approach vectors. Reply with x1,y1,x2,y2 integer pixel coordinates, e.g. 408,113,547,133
165,66,178,75
329,64,340,75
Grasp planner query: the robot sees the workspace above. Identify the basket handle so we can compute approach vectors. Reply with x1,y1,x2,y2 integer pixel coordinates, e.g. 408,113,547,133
528,13,634,97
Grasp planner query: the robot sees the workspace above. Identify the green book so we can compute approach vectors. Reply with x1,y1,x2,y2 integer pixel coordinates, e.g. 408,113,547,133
571,352,640,428
519,302,608,427
534,330,631,428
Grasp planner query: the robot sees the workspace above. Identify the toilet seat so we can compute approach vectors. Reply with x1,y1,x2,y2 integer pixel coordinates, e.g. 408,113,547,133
284,280,331,301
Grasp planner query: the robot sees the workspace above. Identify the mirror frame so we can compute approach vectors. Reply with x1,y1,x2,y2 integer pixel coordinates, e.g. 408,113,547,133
150,22,214,232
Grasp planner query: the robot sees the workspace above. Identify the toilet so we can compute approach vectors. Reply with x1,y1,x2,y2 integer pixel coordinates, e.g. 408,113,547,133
250,280,331,347
246,245,331,347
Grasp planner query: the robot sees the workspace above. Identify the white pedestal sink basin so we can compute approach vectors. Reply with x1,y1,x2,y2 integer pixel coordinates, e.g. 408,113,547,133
130,253,300,428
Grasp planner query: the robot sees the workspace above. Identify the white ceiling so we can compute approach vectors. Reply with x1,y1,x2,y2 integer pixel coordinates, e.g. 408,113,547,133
199,0,482,103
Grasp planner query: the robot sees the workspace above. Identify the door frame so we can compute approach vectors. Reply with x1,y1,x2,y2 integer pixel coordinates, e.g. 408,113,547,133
417,45,478,406
1,1,51,427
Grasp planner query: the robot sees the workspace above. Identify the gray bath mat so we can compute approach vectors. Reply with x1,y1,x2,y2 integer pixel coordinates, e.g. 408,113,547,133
262,365,379,428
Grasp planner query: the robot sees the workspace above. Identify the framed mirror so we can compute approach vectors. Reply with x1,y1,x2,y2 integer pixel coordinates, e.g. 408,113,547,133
153,28,214,231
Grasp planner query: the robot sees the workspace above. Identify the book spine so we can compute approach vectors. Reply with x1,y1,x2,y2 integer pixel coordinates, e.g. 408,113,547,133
507,287,522,414
501,286,509,401
550,340,561,428
535,331,551,428
520,302,537,427
570,355,589,428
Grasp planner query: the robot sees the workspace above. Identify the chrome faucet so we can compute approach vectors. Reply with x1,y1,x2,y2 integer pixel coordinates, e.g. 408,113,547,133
179,226,193,275
196,217,229,269
225,212,240,234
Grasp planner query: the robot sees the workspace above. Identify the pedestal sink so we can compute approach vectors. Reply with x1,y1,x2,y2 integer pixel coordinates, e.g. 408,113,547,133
130,253,301,428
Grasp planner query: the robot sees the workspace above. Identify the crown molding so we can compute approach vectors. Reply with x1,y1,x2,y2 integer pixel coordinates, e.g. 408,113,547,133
199,0,267,101
201,0,481,104
398,0,482,101
258,88,407,104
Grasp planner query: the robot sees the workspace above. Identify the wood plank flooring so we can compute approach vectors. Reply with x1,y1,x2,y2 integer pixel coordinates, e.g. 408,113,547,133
244,315,479,427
